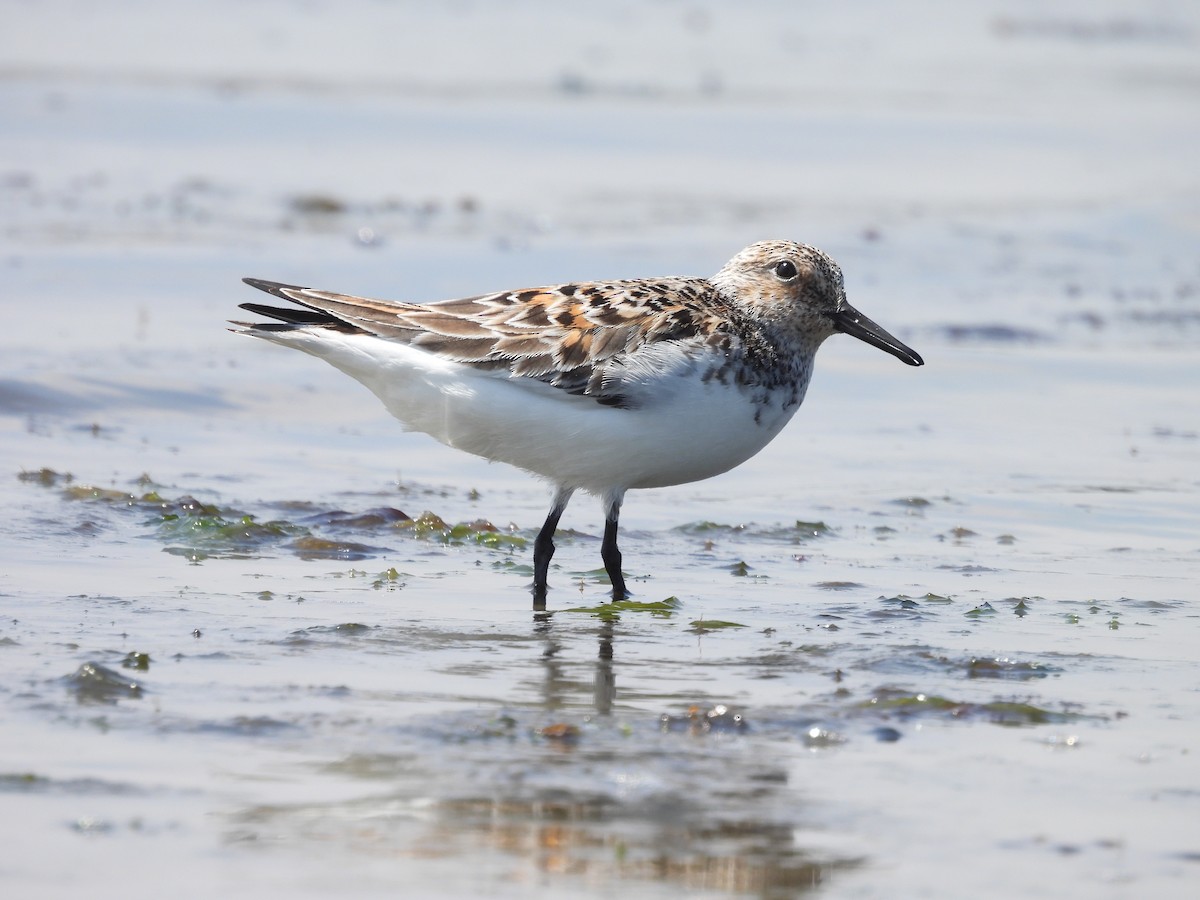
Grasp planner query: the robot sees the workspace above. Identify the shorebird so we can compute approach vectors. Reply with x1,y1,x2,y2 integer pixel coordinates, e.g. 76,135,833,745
233,241,923,603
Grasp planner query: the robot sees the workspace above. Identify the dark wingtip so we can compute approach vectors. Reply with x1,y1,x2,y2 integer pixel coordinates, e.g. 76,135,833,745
242,277,309,298
237,301,335,325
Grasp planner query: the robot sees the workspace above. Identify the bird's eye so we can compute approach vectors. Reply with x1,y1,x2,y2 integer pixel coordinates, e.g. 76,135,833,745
773,260,798,281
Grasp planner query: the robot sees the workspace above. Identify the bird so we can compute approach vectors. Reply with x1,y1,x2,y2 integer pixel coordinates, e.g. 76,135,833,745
232,240,923,605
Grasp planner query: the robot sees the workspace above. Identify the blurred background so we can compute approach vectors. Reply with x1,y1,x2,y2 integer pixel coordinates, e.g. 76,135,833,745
3,0,1196,328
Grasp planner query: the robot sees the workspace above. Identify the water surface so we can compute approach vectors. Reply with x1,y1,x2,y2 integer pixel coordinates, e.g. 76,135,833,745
2,2,1199,897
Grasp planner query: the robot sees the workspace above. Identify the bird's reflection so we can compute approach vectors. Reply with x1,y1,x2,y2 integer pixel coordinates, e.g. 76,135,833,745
593,619,615,715
531,609,616,716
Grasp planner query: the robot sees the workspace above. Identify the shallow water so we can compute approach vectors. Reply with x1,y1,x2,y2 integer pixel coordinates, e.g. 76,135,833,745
3,2,1200,897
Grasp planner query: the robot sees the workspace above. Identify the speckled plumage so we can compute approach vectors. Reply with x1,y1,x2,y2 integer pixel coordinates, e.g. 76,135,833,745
233,240,923,604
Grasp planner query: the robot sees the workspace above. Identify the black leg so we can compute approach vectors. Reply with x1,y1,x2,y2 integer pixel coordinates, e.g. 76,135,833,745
600,496,628,601
533,487,573,606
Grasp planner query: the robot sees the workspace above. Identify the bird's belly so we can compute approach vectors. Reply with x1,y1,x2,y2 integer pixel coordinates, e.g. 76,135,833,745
291,333,801,494
601,388,796,490
432,369,797,494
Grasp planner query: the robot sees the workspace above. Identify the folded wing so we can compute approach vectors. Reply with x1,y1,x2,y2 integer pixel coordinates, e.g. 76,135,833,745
235,276,726,408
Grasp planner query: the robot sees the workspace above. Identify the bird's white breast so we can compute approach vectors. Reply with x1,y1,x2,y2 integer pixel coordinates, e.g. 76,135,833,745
262,329,805,495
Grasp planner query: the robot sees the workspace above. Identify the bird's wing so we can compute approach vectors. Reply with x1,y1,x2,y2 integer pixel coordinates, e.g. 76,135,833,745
237,276,730,407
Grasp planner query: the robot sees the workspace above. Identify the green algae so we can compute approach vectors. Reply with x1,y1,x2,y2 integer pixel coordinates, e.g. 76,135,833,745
688,618,747,633
17,467,73,486
158,511,307,558
879,593,954,607
791,520,832,538
672,520,830,542
564,596,682,620
287,535,385,560
673,520,748,535
965,657,1054,680
862,689,1088,727
890,496,933,509
399,511,526,548
372,567,404,589
121,652,151,671
32,470,529,561
67,662,143,704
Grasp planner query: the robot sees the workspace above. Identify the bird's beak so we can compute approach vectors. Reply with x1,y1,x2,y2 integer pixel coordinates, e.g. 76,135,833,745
829,303,924,367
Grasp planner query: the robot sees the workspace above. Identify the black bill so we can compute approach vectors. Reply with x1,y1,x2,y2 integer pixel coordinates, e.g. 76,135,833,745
829,304,924,367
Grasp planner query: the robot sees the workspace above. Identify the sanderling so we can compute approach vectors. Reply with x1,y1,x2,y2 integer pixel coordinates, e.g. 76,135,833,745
233,240,922,604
